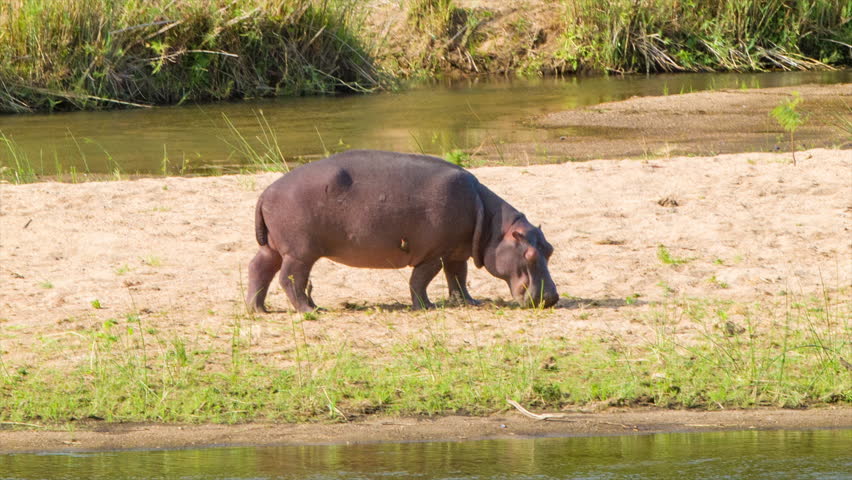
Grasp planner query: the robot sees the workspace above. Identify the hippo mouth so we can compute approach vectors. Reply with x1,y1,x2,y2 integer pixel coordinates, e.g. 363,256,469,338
510,280,558,309
519,291,558,309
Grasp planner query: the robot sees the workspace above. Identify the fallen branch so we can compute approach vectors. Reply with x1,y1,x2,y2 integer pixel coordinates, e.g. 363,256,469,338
142,49,240,63
109,20,175,36
506,399,573,421
24,86,152,109
1,266,25,279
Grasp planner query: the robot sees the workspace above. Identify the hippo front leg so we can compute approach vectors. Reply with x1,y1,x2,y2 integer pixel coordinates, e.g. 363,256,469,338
246,245,283,313
443,260,480,306
279,255,318,313
410,259,442,310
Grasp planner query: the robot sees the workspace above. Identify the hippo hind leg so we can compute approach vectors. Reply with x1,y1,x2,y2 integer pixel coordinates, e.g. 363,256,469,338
280,255,318,313
246,245,283,313
443,260,480,306
410,259,442,310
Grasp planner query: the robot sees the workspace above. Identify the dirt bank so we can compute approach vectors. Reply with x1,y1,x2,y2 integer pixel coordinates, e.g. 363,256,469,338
2,408,851,453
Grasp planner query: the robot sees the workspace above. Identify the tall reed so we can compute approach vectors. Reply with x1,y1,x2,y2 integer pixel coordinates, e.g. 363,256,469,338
0,0,382,113
556,0,850,73
0,132,38,183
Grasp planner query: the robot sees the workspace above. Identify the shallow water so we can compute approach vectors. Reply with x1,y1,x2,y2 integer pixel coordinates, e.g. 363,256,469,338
0,70,848,176
2,429,850,479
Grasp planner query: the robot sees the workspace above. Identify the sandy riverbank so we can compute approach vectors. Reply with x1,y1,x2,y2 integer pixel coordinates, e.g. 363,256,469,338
2,148,849,367
1,84,850,451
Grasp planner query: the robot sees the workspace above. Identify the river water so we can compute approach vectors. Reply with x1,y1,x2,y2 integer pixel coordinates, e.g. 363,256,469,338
0,70,848,176
1,429,850,479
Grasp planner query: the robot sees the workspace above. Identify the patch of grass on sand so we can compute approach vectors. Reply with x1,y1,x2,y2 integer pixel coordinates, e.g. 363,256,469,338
657,245,691,266
0,291,848,424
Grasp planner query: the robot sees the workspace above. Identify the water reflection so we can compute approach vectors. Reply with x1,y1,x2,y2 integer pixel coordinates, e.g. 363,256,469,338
0,70,848,175
1,429,850,479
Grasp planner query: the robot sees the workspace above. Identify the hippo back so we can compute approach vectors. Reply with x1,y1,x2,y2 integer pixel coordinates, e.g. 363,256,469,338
259,150,482,269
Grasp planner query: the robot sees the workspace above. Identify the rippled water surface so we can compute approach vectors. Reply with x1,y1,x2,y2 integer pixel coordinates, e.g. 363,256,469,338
0,70,848,175
2,429,850,479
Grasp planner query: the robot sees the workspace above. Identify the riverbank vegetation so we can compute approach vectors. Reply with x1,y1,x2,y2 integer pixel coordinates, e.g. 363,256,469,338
0,0,381,113
1,291,848,424
1,0,849,113
398,0,851,76
556,0,849,73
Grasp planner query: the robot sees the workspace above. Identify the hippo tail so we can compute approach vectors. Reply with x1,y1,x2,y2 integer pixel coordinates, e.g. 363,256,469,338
255,198,269,246
471,190,486,269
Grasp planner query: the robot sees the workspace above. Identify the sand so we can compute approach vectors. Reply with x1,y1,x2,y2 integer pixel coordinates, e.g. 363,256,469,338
2,148,849,367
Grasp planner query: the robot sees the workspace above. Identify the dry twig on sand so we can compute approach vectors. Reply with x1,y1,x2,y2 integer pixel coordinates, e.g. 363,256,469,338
506,399,573,422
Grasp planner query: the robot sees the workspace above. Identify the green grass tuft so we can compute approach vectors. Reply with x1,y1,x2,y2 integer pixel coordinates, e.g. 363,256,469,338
657,245,691,266
444,149,471,168
0,132,39,184
223,110,291,173
771,91,807,164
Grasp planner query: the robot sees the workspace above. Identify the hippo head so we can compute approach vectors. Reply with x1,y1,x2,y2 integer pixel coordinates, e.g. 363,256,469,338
484,220,558,308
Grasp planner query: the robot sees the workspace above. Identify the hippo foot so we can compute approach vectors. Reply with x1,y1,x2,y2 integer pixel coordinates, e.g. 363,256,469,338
447,294,481,307
247,302,269,314
461,297,481,307
412,301,436,311
294,305,318,314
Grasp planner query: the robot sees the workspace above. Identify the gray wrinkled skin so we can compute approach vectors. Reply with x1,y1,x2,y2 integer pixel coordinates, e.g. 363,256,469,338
246,150,558,313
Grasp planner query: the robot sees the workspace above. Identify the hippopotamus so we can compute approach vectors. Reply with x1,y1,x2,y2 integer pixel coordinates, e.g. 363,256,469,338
246,150,558,313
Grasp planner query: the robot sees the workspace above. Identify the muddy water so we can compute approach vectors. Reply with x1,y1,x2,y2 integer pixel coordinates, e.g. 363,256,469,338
2,429,850,479
0,70,848,176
